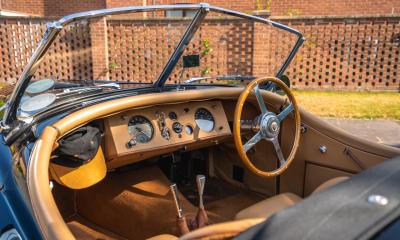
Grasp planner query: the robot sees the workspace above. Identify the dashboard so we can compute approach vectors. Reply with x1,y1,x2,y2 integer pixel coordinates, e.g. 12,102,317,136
104,101,231,168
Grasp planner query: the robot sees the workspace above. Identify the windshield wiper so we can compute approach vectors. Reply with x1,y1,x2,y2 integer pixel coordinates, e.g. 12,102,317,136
55,80,153,90
56,87,104,98
185,75,256,83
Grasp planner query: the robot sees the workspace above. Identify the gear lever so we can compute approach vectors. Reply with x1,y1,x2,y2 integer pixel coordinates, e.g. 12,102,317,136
170,183,190,235
196,175,208,228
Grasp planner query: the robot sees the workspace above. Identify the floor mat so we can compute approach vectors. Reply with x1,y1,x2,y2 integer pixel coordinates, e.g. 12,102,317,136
67,215,125,240
179,177,265,222
63,164,264,239
74,165,197,240
206,192,264,222
178,178,243,206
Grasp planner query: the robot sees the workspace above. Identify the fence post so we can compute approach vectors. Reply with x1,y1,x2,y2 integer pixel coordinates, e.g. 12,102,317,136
89,17,109,80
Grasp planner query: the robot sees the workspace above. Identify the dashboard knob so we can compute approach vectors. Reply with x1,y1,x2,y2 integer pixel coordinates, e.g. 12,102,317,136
127,139,137,148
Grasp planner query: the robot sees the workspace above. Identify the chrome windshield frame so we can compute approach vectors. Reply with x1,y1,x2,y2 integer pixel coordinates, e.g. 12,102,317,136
1,2,304,130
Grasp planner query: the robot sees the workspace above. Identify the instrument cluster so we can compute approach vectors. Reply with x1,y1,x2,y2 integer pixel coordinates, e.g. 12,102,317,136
126,107,217,147
104,101,231,164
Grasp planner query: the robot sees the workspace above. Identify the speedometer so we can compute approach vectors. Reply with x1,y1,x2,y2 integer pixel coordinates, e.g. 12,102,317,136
128,116,154,143
194,108,214,132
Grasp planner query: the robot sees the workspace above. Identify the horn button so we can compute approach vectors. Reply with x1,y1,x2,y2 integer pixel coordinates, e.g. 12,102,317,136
260,113,280,139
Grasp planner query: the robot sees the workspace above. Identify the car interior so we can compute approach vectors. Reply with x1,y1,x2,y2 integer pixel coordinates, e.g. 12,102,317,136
32,85,400,240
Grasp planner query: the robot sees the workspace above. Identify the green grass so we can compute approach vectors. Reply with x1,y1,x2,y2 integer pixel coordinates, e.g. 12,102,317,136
0,84,398,120
293,90,400,120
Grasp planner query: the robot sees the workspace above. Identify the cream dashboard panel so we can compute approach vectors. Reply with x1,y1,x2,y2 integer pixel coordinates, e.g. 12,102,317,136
104,101,231,161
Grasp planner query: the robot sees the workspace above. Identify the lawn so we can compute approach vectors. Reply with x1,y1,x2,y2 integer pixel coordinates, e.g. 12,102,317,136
0,85,398,120
293,90,400,120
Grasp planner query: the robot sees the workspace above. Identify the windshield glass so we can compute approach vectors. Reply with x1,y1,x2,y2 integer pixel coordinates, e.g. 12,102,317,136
168,12,297,85
13,6,301,120
17,10,196,118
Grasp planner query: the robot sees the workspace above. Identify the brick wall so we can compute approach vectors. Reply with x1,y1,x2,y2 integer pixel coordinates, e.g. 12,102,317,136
1,15,398,91
154,0,256,12
0,0,257,17
2,0,400,18
1,0,45,16
105,0,143,8
270,0,400,16
272,16,400,91
0,17,92,83
43,0,106,17
0,0,106,17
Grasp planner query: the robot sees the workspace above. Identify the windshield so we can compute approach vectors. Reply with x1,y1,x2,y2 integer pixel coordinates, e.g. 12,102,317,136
17,10,196,118
168,12,297,85
4,4,303,124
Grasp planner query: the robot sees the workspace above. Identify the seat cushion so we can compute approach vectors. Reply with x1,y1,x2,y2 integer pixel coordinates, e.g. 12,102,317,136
235,192,301,220
234,176,350,221
147,234,178,240
180,218,265,240
312,176,350,194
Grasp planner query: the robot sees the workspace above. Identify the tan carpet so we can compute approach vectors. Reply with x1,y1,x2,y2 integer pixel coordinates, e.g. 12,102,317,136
75,165,197,240
67,215,125,240
55,165,264,240
206,192,264,223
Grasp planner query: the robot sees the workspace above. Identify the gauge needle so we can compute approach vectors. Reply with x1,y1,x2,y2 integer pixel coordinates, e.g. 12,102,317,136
135,127,150,139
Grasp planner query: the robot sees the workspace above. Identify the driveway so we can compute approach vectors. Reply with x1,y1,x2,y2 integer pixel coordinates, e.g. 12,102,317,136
323,117,400,147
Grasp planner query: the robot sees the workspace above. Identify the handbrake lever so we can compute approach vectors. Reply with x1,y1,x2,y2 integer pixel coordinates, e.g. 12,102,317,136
170,183,190,235
196,175,208,228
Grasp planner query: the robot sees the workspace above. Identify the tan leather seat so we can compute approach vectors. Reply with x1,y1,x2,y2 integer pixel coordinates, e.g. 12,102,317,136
235,176,349,220
147,234,178,240
180,218,265,240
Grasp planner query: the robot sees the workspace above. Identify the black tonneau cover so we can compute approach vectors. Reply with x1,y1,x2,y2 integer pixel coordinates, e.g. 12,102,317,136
236,156,400,240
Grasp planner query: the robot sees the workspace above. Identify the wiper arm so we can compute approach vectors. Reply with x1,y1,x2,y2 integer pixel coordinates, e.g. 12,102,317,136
91,80,153,85
185,77,212,83
184,75,256,84
216,75,256,81
56,87,104,97
53,81,121,90
96,82,121,89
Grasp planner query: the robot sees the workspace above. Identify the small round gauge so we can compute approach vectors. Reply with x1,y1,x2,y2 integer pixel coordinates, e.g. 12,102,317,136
185,125,193,135
194,108,215,133
20,93,56,115
128,116,154,143
169,111,178,120
172,122,183,133
26,79,54,94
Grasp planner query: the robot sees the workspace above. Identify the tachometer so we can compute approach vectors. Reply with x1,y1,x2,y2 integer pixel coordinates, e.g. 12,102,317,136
194,108,214,132
128,116,154,144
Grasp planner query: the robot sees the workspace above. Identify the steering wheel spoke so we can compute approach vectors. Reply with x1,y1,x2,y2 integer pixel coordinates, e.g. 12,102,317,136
270,137,286,167
277,103,294,122
243,131,263,152
253,84,268,114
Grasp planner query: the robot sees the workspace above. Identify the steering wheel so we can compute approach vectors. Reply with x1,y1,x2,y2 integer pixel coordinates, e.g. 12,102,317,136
233,77,301,177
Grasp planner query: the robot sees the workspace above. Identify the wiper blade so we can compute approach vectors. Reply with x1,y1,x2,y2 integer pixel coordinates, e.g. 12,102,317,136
56,87,104,98
53,81,120,90
92,80,153,85
54,80,153,91
185,77,212,83
185,75,256,83
216,75,256,81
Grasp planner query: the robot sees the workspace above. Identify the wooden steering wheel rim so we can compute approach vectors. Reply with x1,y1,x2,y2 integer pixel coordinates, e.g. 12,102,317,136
233,76,301,178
